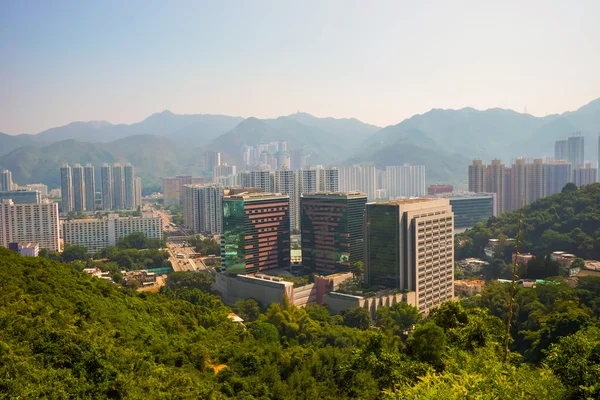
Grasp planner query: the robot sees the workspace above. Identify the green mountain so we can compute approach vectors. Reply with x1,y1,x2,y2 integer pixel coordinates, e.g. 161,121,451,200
0,132,38,157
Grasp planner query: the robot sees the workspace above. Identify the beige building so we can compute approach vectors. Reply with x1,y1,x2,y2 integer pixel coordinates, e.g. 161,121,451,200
62,212,162,253
365,198,454,313
0,199,61,251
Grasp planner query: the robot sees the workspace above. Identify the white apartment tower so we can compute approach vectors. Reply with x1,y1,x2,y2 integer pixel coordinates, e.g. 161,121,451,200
0,199,61,251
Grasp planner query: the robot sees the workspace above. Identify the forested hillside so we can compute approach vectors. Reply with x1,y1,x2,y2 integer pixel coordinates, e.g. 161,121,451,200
2,247,599,398
457,183,600,260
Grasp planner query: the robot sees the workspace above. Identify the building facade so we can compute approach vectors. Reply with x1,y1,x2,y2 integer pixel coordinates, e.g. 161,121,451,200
84,164,95,212
124,165,136,210
573,163,598,187
0,170,13,191
301,192,367,274
439,193,494,229
0,200,61,251
386,165,426,198
182,184,223,234
60,164,73,213
0,191,41,204
365,198,454,313
274,169,298,231
221,193,290,274
112,164,125,210
62,212,163,253
101,164,113,211
72,164,85,211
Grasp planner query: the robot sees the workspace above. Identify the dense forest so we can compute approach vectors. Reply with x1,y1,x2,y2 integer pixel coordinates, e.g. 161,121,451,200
1,248,600,398
457,183,600,260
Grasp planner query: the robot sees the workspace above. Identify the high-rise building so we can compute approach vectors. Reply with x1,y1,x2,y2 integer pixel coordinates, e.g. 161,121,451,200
84,164,95,212
221,193,290,274
62,212,162,253
485,159,505,215
0,190,41,204
101,164,113,211
386,165,426,198
112,164,125,210
321,168,339,192
434,192,493,229
554,139,568,161
72,164,85,211
300,192,367,274
468,160,485,193
60,164,73,213
213,164,237,183
510,158,527,211
124,165,136,210
573,163,598,187
274,169,298,231
365,198,454,313
567,133,584,168
163,177,182,207
291,150,308,170
250,169,273,192
0,170,13,191
546,160,572,196
134,177,142,209
526,159,546,204
0,199,60,251
204,151,221,171
182,185,223,234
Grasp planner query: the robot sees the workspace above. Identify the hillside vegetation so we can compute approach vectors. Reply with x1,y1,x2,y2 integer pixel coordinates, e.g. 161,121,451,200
457,183,600,260
3,246,600,398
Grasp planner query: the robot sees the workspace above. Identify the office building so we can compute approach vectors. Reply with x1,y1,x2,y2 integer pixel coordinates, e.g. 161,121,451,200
62,212,163,253
546,160,572,196
84,164,95,212
0,199,60,251
468,160,485,193
72,164,85,211
60,164,73,213
204,151,221,170
573,163,598,187
0,190,41,204
555,139,568,161
435,192,494,230
1,170,14,191
386,165,426,198
213,164,237,183
221,193,290,274
101,164,113,211
428,185,453,195
365,198,454,313
124,164,135,210
567,133,584,168
26,184,48,197
274,169,298,231
182,185,223,234
134,177,142,209
112,164,125,209
301,192,367,274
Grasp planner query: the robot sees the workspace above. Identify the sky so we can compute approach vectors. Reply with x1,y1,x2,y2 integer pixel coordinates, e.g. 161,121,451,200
1,0,600,134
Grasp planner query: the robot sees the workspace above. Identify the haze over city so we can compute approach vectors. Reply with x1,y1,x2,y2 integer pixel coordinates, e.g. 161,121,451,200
2,0,600,133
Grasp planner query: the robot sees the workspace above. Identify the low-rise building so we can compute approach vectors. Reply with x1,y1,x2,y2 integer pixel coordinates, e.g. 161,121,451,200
458,258,488,274
8,242,40,257
551,251,576,266
62,212,162,253
454,280,485,297
513,253,535,265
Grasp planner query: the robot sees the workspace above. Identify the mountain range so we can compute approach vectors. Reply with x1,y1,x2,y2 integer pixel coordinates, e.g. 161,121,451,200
1,98,599,192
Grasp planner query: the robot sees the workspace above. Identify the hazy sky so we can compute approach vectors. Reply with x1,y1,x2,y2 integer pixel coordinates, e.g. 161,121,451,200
2,0,600,134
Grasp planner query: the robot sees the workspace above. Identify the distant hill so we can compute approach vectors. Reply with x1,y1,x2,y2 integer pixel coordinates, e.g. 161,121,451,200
0,135,198,191
0,132,38,157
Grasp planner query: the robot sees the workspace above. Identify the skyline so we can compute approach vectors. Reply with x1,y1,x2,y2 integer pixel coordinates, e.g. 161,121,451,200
2,1,600,133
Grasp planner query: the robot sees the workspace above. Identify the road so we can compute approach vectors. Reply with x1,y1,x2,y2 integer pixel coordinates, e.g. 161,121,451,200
166,241,210,272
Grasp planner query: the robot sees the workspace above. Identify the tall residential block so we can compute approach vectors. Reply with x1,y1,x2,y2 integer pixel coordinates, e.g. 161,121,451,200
567,133,584,168
213,164,237,183
300,192,367,274
124,164,135,210
468,160,485,193
338,165,379,201
0,170,13,191
72,164,85,211
510,158,527,211
221,193,290,274
365,198,454,313
546,160,572,196
573,163,598,187
274,169,298,231
62,212,162,253
112,164,125,210
163,177,182,207
485,159,505,215
0,199,60,251
60,164,73,213
554,139,568,161
26,184,48,197
526,159,546,204
134,177,142,209
101,164,113,210
182,185,223,234
386,165,426,198
84,164,95,212
204,151,221,171
250,169,274,192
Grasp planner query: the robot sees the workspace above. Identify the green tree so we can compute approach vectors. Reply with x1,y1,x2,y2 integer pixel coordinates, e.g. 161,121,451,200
571,257,585,269
349,261,364,278
61,244,89,262
375,302,420,335
166,271,213,292
233,299,261,322
342,307,371,330
408,322,447,367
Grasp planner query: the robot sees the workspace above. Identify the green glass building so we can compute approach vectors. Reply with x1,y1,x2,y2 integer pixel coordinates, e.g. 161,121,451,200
221,193,290,274
300,192,367,274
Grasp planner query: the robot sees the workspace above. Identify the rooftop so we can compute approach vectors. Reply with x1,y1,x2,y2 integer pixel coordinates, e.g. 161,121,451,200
302,191,367,199
225,192,288,201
